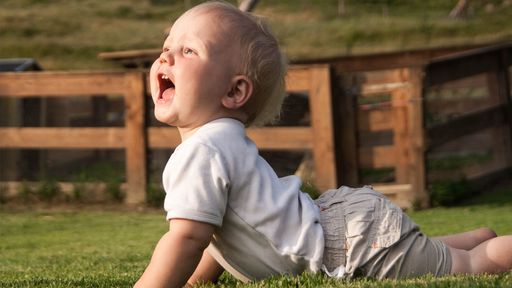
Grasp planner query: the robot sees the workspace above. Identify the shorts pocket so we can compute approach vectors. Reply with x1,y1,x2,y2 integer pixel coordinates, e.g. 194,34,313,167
344,205,374,239
371,202,402,248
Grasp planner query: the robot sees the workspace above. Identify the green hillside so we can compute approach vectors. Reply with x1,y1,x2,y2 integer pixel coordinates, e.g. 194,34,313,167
1,0,512,70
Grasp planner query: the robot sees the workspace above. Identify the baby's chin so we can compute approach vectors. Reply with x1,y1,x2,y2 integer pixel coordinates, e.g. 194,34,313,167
154,108,176,126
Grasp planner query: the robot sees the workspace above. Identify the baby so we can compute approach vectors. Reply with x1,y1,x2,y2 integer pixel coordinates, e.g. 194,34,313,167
135,1,512,287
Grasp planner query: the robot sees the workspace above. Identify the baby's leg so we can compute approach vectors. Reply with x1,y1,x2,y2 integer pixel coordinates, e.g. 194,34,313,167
450,235,512,274
434,228,497,250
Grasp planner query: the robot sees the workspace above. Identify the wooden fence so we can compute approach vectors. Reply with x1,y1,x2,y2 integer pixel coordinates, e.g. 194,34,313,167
97,44,499,209
0,72,147,204
423,43,512,192
94,44,511,207
0,65,338,204
331,42,512,208
333,68,427,208
2,43,511,208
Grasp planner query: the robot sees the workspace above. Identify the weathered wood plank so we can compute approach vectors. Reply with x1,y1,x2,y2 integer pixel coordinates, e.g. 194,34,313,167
0,128,125,148
148,127,314,150
426,98,493,116
335,79,359,186
425,50,499,87
392,89,410,184
358,109,393,132
98,49,161,61
308,44,487,72
123,72,147,204
338,70,406,97
247,127,314,150
359,145,395,168
285,67,311,92
426,104,508,149
360,82,410,95
428,73,486,90
361,69,404,85
0,71,130,97
148,127,181,148
309,66,338,190
372,183,413,209
407,67,428,208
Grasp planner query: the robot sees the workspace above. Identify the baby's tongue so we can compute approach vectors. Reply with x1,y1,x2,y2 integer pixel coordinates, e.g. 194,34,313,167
162,87,175,101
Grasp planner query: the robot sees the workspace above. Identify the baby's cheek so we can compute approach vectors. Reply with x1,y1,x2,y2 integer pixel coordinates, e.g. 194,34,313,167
149,67,159,92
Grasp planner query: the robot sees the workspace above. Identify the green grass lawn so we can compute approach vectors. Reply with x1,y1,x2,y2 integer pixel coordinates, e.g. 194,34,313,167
1,186,512,288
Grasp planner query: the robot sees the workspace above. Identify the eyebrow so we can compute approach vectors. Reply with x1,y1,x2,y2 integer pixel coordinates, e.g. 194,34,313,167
180,35,210,55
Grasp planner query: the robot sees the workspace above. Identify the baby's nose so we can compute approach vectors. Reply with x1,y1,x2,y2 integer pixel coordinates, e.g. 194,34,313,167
159,51,174,65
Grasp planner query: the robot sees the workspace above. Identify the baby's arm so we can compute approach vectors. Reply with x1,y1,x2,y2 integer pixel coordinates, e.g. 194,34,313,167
134,219,214,288
186,250,224,286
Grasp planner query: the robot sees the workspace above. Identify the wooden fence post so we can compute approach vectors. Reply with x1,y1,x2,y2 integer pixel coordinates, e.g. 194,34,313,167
123,72,147,204
407,67,429,208
335,73,359,186
309,66,338,191
391,81,409,186
0,98,21,181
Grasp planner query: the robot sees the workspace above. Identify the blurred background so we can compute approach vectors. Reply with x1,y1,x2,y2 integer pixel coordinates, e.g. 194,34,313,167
1,0,511,208
2,0,512,70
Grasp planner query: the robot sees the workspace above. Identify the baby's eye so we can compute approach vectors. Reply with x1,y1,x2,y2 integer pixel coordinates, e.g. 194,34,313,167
183,47,195,55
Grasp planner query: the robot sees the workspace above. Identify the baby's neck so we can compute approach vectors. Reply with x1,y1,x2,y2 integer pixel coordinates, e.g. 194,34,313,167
178,115,247,142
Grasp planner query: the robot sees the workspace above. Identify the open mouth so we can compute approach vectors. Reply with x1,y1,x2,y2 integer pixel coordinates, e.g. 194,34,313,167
157,73,175,102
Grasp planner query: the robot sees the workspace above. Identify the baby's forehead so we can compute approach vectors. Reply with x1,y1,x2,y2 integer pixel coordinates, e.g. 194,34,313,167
172,11,234,39
180,5,245,33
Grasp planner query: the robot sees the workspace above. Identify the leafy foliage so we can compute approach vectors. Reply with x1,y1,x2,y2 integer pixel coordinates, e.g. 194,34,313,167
36,178,60,202
429,178,471,206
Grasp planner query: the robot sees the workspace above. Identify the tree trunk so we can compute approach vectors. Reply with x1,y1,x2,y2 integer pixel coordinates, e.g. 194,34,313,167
338,0,347,17
238,0,259,12
449,0,468,19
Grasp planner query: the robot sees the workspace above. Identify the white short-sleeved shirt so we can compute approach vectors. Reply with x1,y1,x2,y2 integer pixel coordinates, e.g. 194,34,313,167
163,118,324,282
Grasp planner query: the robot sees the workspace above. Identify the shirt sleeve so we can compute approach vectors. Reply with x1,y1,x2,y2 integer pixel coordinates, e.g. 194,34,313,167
163,142,229,226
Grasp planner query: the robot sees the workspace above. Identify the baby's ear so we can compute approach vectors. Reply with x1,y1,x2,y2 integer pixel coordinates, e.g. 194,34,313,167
222,75,253,110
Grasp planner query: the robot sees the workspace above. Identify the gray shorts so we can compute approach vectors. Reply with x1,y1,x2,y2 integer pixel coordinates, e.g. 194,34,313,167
315,186,452,279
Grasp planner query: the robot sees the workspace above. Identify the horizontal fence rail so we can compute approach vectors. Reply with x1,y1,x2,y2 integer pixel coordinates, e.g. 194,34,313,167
0,71,147,204
0,65,339,204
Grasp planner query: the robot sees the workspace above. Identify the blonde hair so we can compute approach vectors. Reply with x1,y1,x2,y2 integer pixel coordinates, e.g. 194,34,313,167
188,1,287,127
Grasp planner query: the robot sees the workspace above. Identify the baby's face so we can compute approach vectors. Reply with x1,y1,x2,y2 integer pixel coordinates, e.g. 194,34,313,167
150,9,240,129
